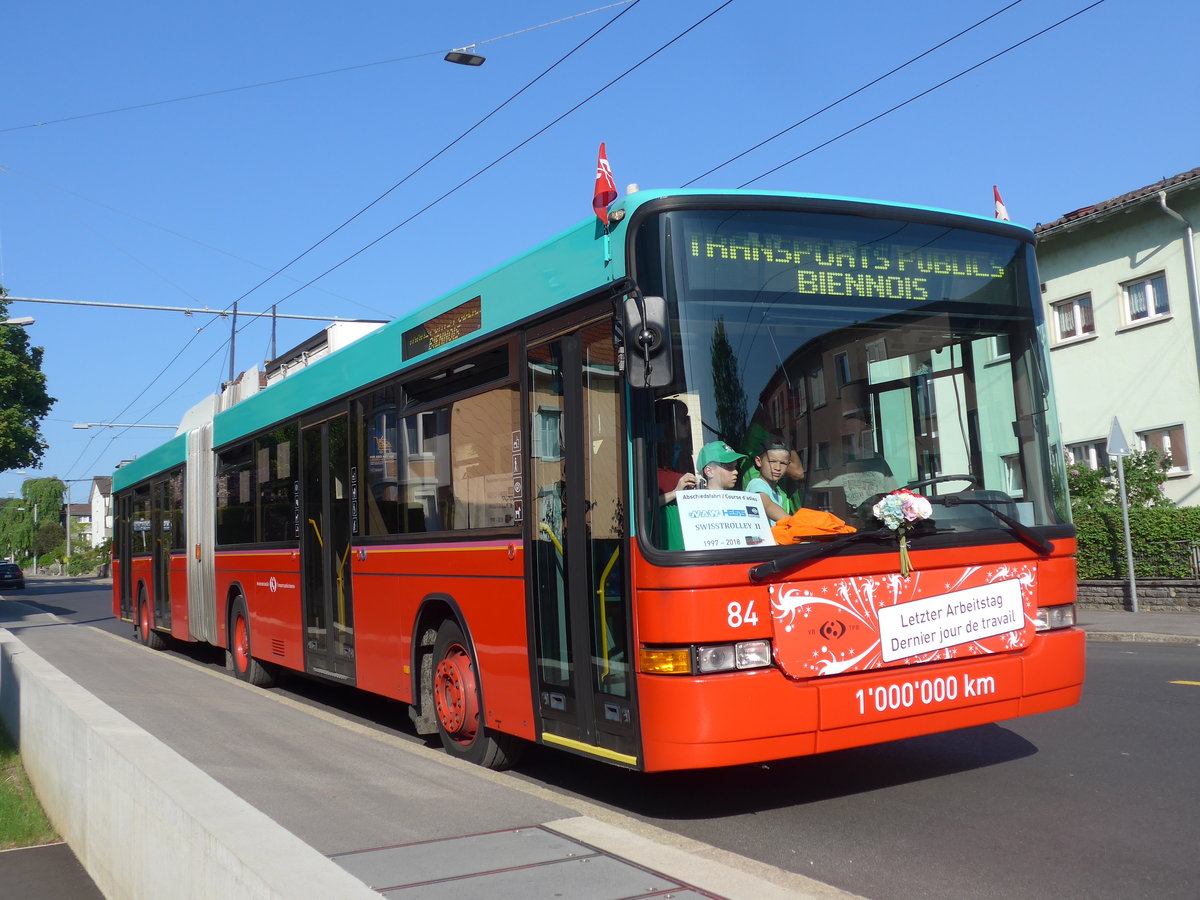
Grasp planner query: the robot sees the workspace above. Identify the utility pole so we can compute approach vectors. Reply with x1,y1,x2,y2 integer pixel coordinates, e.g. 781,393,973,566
228,300,239,388
1107,417,1138,612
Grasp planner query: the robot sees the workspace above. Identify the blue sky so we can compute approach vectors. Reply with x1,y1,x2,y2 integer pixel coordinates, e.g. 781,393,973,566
2,0,1196,505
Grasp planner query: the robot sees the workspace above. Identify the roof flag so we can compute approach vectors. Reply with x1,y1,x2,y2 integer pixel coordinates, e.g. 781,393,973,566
593,142,618,225
993,185,1010,221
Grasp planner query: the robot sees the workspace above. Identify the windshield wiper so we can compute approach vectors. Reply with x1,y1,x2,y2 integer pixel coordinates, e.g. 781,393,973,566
749,530,890,583
934,495,1054,556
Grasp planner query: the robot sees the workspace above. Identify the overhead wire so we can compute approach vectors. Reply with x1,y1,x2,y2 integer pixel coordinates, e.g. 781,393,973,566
0,165,379,312
738,0,1110,188
233,0,737,340
682,0,1029,186
86,0,709,444
69,335,232,480
0,1,638,135
220,0,645,315
61,0,653,480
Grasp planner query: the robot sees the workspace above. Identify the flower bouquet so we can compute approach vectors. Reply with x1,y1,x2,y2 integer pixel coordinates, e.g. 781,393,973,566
872,489,933,577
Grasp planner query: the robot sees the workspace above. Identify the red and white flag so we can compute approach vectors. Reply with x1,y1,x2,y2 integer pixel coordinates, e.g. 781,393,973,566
993,185,1010,221
593,142,618,224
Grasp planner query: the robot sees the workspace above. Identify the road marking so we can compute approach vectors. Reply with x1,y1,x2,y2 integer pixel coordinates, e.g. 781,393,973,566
1169,680,1200,686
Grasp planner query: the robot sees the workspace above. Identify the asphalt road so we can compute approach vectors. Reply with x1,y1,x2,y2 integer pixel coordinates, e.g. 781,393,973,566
13,579,1200,900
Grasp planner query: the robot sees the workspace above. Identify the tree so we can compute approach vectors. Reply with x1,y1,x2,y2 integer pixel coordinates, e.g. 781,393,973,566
0,285,56,472
1066,448,1173,513
709,317,746,449
32,521,64,558
0,478,64,564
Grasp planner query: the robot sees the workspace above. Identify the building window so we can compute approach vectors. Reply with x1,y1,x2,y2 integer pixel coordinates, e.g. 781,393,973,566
1052,294,1094,342
1066,440,1109,472
840,432,858,463
1001,453,1024,498
834,352,852,390
535,407,562,461
1138,425,1188,473
815,441,830,470
1123,273,1169,324
809,366,826,408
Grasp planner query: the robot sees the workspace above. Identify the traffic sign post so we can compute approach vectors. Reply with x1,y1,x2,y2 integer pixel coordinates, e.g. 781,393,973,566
1106,417,1138,613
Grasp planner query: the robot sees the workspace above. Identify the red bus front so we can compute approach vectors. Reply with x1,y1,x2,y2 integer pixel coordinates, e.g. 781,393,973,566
622,200,1084,771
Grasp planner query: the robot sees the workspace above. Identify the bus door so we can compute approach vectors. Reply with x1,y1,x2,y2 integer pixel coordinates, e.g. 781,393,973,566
151,479,172,631
300,410,357,683
117,493,133,620
526,313,638,765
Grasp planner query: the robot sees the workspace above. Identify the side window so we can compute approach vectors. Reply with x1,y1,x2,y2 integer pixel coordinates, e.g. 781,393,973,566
255,424,297,543
216,441,255,545
358,349,519,537
448,386,520,529
398,387,521,533
131,485,152,555
359,384,404,535
163,468,186,552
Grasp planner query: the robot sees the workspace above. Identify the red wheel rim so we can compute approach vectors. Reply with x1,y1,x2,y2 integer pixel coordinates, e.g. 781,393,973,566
234,614,250,672
433,643,479,745
139,601,150,640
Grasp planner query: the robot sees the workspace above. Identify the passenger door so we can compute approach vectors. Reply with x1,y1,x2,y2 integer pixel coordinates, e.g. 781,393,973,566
300,410,357,683
526,310,638,765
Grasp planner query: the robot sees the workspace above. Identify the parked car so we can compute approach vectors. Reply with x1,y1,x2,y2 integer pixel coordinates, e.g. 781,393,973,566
0,563,25,590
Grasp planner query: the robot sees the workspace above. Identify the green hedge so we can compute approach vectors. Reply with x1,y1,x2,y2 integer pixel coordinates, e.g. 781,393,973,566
1074,506,1200,579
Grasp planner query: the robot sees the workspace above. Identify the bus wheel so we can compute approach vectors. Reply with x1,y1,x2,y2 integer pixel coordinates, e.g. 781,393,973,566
137,589,167,651
431,620,521,769
227,596,277,688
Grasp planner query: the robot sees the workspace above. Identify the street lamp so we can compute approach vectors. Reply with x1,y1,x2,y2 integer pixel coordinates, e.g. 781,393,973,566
2,316,35,326
444,46,486,66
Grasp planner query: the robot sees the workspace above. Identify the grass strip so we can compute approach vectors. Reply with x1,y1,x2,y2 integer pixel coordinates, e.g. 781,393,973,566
0,720,59,849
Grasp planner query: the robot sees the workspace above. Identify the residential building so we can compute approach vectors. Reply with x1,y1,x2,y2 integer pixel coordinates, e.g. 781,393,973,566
66,502,92,546
88,476,113,547
1034,167,1200,506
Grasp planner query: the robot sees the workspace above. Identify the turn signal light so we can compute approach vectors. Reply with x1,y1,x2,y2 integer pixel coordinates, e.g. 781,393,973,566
640,647,692,675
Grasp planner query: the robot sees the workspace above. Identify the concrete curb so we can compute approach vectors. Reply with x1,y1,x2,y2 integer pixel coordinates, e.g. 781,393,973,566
1084,632,1200,644
0,628,376,900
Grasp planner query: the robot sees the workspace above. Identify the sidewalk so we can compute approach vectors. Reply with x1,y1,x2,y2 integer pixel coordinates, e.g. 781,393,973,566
1,596,1195,900
1075,607,1200,644
1,599,848,900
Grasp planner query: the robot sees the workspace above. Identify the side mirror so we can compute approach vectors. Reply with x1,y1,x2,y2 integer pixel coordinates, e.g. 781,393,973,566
623,294,673,388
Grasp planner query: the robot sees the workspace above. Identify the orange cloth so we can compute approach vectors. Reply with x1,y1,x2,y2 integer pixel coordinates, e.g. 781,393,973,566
771,508,857,544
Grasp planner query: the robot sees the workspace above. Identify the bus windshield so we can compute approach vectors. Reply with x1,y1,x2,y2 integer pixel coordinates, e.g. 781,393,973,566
639,207,1068,552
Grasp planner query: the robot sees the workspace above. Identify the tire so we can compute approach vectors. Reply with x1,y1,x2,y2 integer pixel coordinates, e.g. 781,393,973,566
227,596,277,687
137,588,167,651
431,620,522,769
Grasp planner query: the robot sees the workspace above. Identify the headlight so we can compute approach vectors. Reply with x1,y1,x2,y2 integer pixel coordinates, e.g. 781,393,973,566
1035,604,1076,631
696,640,773,674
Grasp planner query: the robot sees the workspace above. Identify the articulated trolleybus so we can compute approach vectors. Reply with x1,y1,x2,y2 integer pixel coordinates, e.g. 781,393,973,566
113,189,1085,772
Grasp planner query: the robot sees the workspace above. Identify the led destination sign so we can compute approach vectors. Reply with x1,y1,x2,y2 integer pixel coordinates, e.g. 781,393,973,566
402,296,482,361
686,231,1011,303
